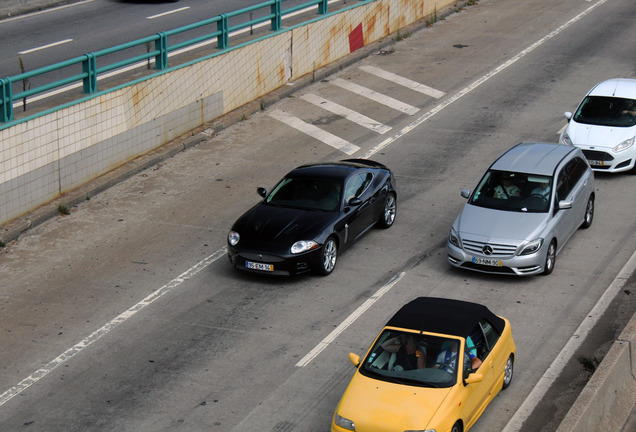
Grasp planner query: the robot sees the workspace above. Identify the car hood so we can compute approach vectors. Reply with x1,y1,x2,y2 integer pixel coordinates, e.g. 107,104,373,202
456,204,547,242
233,203,336,243
336,373,452,431
567,122,636,149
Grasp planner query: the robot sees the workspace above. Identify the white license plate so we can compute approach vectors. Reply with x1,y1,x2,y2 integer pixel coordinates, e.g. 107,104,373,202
587,160,604,167
245,261,274,272
472,257,502,267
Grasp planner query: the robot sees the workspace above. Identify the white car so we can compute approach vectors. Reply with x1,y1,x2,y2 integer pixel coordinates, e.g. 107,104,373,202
560,78,636,173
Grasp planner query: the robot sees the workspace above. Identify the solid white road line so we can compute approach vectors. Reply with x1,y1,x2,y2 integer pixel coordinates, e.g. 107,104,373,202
359,65,445,99
363,0,609,160
295,272,406,367
0,247,228,407
300,93,392,134
502,248,636,431
19,39,73,55
332,78,420,115
268,109,361,155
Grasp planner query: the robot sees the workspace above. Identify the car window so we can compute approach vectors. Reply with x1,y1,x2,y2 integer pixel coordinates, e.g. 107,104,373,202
469,170,552,213
556,168,571,202
467,319,501,361
573,96,636,127
266,177,342,211
344,172,373,203
569,157,587,186
359,330,460,388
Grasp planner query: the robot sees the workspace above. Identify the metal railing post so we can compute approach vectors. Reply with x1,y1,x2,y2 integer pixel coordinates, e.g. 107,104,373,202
271,0,282,31
155,32,168,70
82,53,97,94
318,0,328,15
0,78,13,123
217,14,229,49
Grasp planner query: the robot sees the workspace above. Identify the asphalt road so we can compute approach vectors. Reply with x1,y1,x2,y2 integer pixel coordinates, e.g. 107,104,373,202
1,0,636,431
0,0,343,109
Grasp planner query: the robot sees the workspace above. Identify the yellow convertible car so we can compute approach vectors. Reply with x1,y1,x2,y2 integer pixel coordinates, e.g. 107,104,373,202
331,297,516,432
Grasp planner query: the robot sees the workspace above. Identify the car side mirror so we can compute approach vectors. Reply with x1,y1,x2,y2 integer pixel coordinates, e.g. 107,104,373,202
464,373,483,385
348,197,362,206
564,111,572,120
558,200,572,210
348,353,360,367
257,187,267,198
460,189,471,199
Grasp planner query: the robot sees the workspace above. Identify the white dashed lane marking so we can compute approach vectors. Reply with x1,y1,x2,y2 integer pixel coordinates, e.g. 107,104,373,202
332,78,420,115
267,109,361,155
359,65,445,99
300,93,392,134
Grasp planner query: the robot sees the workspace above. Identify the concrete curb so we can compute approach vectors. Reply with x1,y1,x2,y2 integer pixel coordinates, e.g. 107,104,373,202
556,304,636,432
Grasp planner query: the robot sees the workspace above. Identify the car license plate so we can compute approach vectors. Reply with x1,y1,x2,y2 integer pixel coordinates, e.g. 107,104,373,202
245,261,274,272
587,160,604,167
472,257,502,267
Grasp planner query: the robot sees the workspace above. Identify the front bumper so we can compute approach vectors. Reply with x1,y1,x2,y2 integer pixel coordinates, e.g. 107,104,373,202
227,245,321,276
579,148,635,173
446,242,546,276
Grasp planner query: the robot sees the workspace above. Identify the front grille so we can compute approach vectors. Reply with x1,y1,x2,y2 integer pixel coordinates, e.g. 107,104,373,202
461,262,516,274
462,239,516,257
238,252,284,262
582,150,613,161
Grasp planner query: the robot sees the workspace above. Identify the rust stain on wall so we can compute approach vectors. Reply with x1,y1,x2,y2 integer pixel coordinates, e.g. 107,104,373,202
366,15,377,38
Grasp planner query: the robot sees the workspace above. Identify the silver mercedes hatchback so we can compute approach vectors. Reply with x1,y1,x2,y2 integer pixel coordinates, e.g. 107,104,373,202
447,142,595,276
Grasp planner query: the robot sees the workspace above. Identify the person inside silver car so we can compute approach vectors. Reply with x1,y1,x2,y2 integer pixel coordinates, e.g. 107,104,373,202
493,174,520,199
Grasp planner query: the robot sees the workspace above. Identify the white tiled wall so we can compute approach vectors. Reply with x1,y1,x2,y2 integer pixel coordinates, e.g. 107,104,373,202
0,0,454,227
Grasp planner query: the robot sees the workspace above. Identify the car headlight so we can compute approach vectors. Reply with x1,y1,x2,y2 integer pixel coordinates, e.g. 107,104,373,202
560,132,573,146
612,136,635,153
291,240,319,254
228,231,240,246
519,238,543,256
448,227,462,248
334,413,355,431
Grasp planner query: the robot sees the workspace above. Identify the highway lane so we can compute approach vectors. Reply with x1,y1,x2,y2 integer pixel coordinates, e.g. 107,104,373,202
1,0,636,430
0,0,347,83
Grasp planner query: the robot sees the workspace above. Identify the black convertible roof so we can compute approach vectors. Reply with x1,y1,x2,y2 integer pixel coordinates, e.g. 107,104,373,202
385,297,505,338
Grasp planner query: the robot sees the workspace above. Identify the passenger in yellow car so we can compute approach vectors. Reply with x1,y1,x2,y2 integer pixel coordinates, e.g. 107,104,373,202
433,337,482,373
381,334,425,370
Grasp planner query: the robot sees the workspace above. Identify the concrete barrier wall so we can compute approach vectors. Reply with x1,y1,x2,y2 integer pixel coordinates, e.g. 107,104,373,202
556,309,636,432
0,0,454,228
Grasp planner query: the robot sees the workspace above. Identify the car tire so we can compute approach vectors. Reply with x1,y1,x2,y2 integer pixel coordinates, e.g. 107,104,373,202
543,240,556,275
316,237,337,276
451,421,463,432
502,354,514,390
580,195,594,229
377,193,396,229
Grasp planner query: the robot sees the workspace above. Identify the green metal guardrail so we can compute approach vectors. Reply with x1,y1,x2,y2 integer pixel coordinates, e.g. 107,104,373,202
0,0,367,124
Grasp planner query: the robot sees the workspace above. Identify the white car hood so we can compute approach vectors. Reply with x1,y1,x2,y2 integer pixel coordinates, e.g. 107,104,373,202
567,122,636,150
456,204,548,243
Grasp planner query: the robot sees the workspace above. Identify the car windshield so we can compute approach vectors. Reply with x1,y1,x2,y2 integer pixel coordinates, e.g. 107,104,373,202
573,96,636,127
468,170,552,213
359,330,462,388
265,177,342,211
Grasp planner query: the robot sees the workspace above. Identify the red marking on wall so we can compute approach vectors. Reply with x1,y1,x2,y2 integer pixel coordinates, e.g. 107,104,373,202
349,23,364,53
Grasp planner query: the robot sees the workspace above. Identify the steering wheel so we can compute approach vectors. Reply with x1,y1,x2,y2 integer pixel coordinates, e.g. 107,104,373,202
531,193,549,205
432,362,455,373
